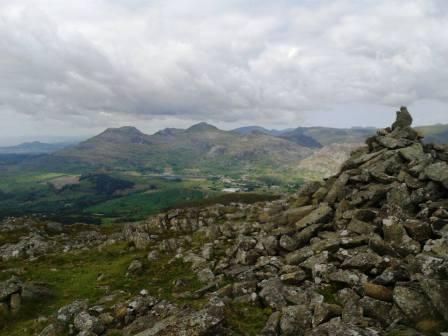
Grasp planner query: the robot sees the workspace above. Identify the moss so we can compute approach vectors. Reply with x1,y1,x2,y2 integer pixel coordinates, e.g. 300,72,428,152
316,284,342,305
224,302,272,336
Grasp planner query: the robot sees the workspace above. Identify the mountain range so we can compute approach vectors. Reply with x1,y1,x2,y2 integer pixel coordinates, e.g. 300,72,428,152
50,122,313,174
0,141,71,154
4,122,448,178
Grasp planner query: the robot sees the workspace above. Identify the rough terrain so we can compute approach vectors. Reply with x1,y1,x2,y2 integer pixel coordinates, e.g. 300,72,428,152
1,107,448,335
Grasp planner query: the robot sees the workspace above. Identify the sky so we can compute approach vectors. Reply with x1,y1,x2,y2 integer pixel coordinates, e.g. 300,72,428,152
1,0,448,145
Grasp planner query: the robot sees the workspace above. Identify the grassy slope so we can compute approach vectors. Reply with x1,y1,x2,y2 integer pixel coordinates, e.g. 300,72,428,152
0,240,203,335
0,222,272,336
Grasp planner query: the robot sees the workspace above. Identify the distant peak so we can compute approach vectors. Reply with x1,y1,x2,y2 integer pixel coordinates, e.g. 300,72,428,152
155,128,182,136
102,126,144,135
187,122,219,132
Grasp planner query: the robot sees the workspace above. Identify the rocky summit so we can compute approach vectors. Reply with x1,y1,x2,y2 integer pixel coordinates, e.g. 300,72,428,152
1,107,448,336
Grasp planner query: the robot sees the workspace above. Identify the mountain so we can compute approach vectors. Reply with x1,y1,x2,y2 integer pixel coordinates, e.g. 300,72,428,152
278,130,323,148
0,141,72,154
416,123,448,143
51,123,313,173
280,126,376,146
297,142,362,178
232,126,289,136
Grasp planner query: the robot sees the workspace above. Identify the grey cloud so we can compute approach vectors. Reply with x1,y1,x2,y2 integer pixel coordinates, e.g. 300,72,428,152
0,0,448,129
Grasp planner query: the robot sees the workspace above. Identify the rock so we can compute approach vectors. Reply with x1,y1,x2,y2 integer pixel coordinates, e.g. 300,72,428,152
147,250,159,261
57,300,89,323
341,251,383,272
261,236,278,256
128,260,143,273
279,235,298,252
201,243,214,260
359,297,400,327
280,305,312,336
362,283,393,302
347,218,375,235
403,220,432,242
399,143,427,162
312,303,342,327
0,277,21,301
278,205,315,225
196,268,215,284
296,204,333,230
285,248,314,265
328,270,362,286
424,162,448,188
306,318,381,335
39,324,62,336
280,269,307,285
418,278,448,321
382,217,421,255
259,278,286,310
392,106,413,130
373,266,409,285
9,292,21,312
74,311,105,334
294,223,322,247
393,284,438,320
260,311,281,336
133,300,224,336
325,173,349,203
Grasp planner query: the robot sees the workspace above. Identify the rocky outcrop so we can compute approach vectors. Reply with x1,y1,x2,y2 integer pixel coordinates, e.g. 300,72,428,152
0,277,52,316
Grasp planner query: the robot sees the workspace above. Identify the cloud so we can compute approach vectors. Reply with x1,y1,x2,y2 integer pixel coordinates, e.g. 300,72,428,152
1,0,448,130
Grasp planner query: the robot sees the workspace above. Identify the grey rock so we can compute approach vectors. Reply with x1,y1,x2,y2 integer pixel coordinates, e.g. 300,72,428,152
128,259,143,273
424,161,448,188
74,311,105,334
392,106,413,130
259,278,287,310
280,305,312,336
260,311,281,336
393,284,438,320
418,278,448,321
341,251,383,272
279,235,298,252
312,303,342,327
296,204,333,230
57,300,89,323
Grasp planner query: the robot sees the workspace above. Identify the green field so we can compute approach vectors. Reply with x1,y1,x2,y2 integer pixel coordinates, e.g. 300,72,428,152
0,166,292,224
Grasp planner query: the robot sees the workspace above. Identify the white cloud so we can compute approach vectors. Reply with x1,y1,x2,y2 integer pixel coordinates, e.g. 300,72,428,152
1,0,448,137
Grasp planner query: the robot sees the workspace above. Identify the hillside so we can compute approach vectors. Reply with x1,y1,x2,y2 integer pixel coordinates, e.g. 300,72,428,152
2,107,448,336
416,124,448,144
53,123,314,173
0,142,71,154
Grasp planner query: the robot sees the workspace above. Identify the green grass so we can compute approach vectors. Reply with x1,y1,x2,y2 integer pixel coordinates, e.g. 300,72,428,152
86,188,207,220
0,241,203,336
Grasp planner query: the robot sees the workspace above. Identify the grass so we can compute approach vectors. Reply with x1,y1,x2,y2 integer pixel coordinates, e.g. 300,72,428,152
86,188,207,220
0,241,203,336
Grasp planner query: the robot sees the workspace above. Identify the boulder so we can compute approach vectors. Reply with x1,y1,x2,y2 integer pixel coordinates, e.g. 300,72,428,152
280,305,312,336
